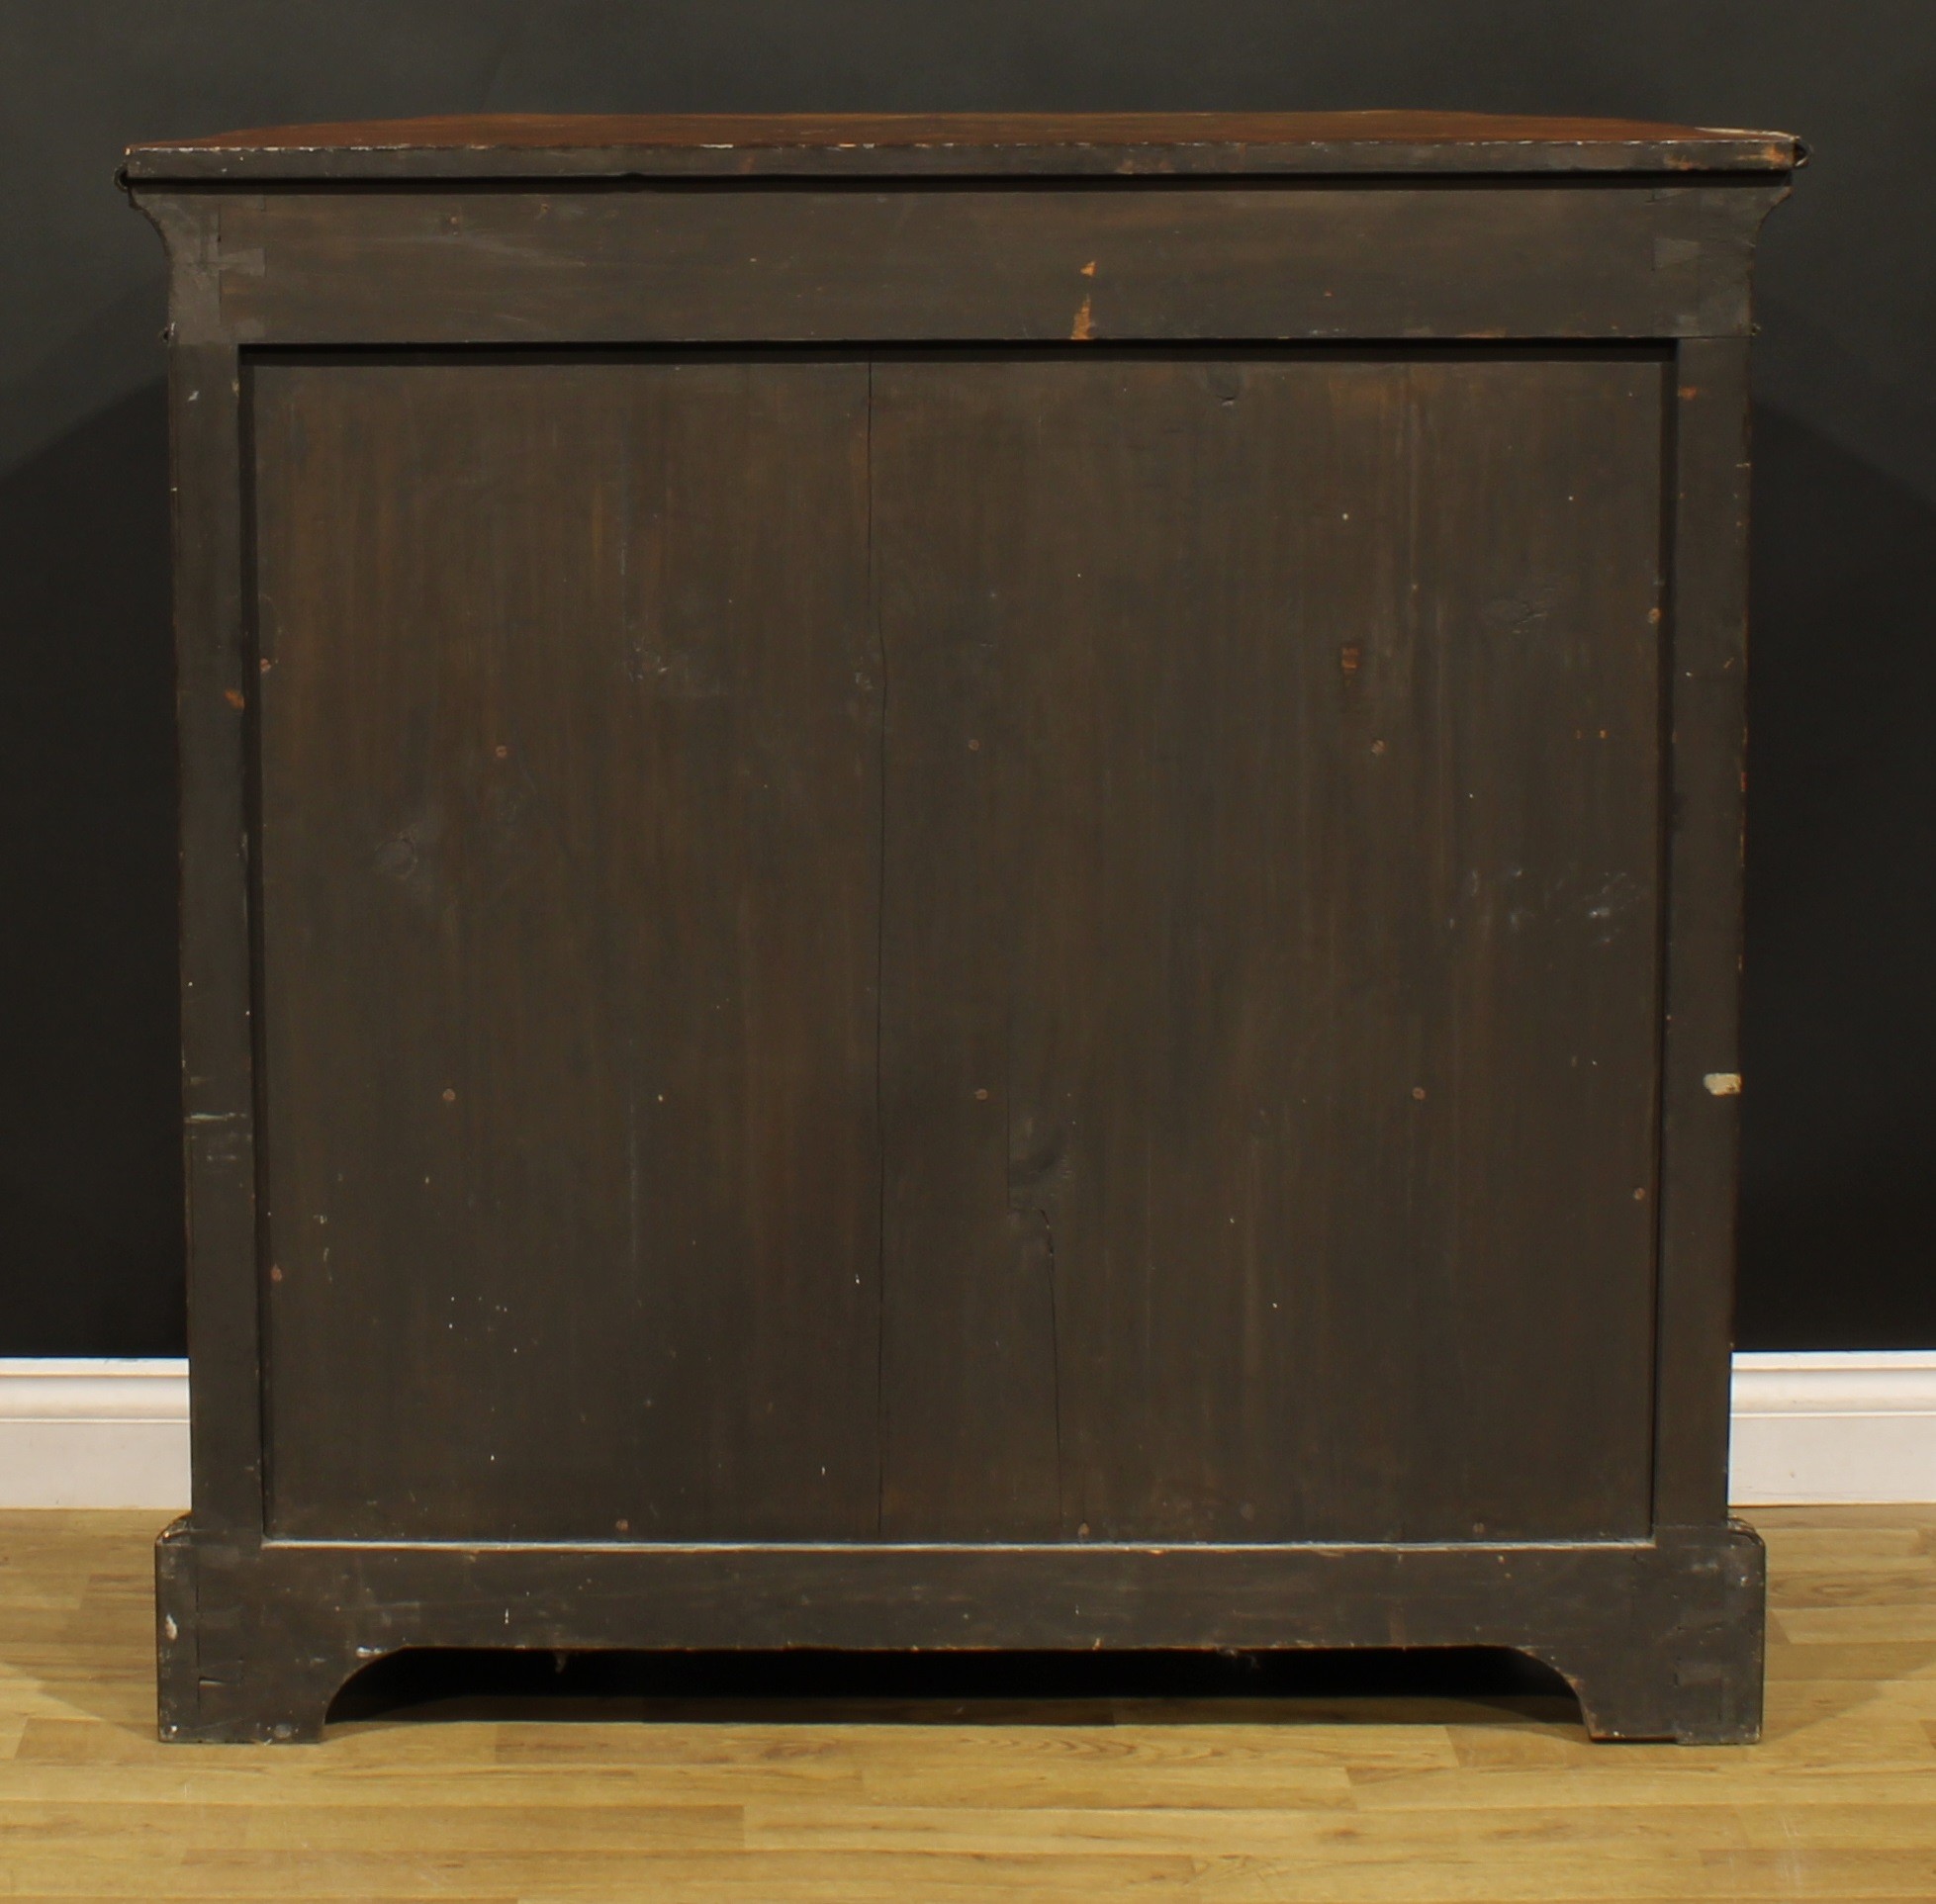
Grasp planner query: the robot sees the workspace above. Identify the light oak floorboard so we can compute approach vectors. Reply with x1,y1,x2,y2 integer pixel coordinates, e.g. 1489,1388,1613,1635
0,1507,1932,1901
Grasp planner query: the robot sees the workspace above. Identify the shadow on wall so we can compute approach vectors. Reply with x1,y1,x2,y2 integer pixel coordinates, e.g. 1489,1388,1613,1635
1739,406,1936,1348
0,386,1927,1355
0,381,183,1355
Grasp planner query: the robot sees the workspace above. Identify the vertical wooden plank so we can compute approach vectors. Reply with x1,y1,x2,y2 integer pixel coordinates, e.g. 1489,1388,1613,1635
169,330,264,1544
873,366,1063,1538
1653,336,1754,1529
251,356,880,1542
875,351,1667,1544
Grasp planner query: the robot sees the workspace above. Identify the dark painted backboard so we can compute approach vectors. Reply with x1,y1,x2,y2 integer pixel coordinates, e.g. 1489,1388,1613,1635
252,348,1664,1546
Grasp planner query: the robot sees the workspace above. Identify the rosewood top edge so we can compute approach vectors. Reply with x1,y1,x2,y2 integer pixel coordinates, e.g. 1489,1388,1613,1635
122,111,1800,181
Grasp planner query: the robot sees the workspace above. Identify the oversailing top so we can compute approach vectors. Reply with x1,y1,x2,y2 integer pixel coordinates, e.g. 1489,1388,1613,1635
122,111,1800,183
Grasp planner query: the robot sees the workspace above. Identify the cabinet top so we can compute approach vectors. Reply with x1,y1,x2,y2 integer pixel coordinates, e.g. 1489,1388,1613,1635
123,111,1798,183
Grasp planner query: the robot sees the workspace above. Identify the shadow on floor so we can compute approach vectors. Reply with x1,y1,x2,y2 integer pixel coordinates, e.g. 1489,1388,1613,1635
326,1644,1578,1731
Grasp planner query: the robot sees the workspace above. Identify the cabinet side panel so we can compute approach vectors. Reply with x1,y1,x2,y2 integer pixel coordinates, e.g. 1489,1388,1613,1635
252,357,880,1542
1653,338,1753,1527
171,337,264,1538
875,352,1665,1543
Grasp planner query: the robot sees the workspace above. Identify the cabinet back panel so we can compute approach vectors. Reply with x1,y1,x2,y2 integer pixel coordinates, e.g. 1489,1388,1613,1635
252,358,881,1541
251,347,1664,1548
873,353,1666,1542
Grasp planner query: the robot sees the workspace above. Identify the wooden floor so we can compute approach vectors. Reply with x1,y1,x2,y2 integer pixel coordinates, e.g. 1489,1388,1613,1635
2,1509,1933,1900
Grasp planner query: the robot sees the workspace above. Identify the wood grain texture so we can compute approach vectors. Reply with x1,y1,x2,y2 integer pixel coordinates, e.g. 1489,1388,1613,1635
1,1508,1928,1900
874,352,1667,1545
121,110,1799,181
177,185,1780,348
250,357,880,1543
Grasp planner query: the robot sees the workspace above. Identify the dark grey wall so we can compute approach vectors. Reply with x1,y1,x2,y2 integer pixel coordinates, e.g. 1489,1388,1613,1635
3,2,1931,1354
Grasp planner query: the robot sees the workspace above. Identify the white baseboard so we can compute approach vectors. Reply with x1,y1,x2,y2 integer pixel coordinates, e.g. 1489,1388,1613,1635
0,1359,190,1508
1728,1350,1936,1505
3,1353,1932,1511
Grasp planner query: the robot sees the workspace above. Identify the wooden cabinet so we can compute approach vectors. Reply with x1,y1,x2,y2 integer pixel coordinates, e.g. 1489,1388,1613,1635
127,112,1796,1743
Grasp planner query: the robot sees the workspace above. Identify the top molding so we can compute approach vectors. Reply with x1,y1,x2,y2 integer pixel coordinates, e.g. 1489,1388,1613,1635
122,111,1801,183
